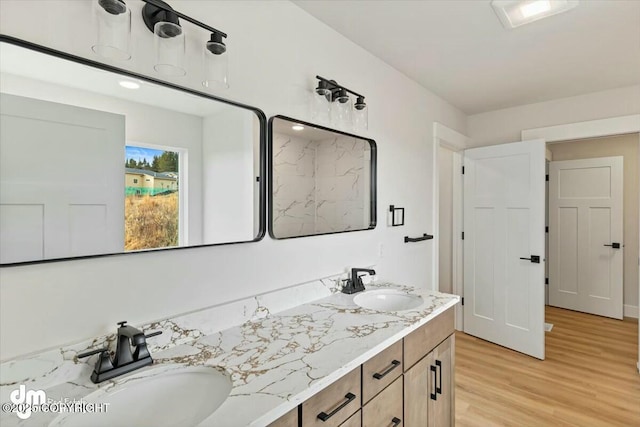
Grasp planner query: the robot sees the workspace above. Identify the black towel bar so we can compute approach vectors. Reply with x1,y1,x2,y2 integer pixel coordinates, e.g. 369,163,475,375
404,233,434,243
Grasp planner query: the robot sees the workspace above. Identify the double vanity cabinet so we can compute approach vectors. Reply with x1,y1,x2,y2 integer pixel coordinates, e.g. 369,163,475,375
270,307,455,427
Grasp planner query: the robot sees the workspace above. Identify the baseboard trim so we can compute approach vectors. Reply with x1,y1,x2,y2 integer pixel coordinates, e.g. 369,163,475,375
624,304,638,319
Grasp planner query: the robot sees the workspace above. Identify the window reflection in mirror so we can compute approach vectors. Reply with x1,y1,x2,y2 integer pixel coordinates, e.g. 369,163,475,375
269,116,376,239
0,39,264,265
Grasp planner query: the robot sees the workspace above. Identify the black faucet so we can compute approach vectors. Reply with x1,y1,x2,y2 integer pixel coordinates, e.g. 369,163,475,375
78,321,162,383
342,268,376,294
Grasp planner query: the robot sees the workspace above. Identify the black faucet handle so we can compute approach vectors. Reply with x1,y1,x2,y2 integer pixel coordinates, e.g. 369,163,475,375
117,321,128,328
77,347,110,359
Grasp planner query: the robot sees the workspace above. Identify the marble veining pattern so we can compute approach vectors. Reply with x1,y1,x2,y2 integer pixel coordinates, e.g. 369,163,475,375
0,280,458,427
272,132,371,237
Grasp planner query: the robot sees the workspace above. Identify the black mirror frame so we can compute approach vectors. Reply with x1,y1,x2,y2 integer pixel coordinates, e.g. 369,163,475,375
268,115,377,240
0,35,267,267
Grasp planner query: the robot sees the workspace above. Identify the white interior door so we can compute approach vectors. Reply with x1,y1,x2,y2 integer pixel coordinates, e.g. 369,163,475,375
548,157,624,319
0,93,125,263
463,139,546,359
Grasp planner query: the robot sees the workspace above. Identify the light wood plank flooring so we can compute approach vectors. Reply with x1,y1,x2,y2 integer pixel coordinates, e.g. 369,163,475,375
455,306,640,426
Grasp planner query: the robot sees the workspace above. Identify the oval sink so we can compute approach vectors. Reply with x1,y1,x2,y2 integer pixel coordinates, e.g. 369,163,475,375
354,289,423,312
50,366,231,427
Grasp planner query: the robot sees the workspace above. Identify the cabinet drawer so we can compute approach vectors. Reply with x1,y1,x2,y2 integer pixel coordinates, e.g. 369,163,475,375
302,367,361,427
403,307,454,370
362,340,403,403
362,376,403,427
340,410,361,427
268,408,298,427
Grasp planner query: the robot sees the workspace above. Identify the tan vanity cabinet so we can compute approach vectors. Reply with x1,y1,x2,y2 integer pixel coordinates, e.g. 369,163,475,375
362,376,403,427
268,408,298,427
362,340,403,403
301,367,361,427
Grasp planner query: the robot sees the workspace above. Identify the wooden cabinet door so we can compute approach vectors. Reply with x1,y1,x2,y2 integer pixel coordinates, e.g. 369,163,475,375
429,335,455,427
403,352,434,427
268,408,297,427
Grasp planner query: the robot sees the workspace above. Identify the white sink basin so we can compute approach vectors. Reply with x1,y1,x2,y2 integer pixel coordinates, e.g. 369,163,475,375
354,289,424,312
50,365,231,427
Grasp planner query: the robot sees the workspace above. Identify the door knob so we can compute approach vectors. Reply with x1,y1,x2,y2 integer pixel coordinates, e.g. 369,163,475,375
519,255,540,263
603,243,621,249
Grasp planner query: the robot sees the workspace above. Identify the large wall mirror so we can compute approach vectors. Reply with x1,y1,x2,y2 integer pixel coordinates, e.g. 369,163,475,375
269,116,376,239
0,37,265,266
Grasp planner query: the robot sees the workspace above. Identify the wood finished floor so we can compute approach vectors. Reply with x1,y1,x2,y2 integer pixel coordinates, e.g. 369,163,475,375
455,306,640,427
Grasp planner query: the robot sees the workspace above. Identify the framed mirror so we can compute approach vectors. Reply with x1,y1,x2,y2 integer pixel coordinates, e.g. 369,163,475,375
268,115,376,239
0,36,266,266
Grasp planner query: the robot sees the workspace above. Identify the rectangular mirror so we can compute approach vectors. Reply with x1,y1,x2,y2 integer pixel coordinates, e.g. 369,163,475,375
269,115,376,239
0,36,265,266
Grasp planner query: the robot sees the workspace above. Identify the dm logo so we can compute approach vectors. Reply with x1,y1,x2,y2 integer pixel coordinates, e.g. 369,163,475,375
10,384,46,420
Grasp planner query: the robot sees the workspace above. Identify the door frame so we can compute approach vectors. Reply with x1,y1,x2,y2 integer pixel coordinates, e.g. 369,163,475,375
433,122,469,331
522,113,640,372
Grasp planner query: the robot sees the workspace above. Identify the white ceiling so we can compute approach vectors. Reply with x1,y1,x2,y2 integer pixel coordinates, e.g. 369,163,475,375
293,0,640,114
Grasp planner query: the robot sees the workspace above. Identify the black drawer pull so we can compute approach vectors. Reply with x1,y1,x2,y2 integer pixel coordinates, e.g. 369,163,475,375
391,417,402,426
373,360,401,380
430,365,437,400
436,359,442,394
317,392,356,422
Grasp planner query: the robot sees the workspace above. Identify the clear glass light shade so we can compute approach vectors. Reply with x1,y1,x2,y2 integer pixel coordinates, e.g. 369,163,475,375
153,22,186,77
92,0,131,61
353,104,368,132
202,48,229,90
311,90,331,125
331,97,353,131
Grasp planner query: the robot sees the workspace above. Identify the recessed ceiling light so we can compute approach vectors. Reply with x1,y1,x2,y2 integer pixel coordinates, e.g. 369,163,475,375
491,0,579,29
119,80,140,89
292,124,304,131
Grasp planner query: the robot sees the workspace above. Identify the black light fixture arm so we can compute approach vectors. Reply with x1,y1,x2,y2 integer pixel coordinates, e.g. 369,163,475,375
316,75,363,98
141,0,227,38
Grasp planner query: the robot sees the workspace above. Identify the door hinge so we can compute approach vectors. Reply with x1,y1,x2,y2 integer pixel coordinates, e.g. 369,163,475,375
461,231,464,240
545,278,549,285
545,226,549,233
546,174,549,181
462,166,465,174
461,297,464,306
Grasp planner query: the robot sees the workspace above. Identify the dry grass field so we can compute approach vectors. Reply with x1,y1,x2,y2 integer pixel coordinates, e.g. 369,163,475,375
125,193,178,250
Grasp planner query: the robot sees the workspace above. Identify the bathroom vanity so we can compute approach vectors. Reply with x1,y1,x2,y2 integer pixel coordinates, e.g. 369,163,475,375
269,305,455,427
0,280,458,427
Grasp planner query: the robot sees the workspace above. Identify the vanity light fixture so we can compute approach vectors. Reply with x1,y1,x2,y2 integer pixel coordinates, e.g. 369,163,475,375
291,124,305,131
92,0,229,88
92,0,132,61
491,0,579,29
313,76,368,132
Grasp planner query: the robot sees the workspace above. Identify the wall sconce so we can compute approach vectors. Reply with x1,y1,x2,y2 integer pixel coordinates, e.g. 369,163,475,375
312,76,367,132
92,0,229,88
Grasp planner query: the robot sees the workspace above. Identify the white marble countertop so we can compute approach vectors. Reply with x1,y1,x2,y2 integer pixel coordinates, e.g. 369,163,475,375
5,283,459,427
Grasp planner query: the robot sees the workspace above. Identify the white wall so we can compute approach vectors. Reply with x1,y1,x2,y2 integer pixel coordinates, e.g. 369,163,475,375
202,109,256,243
468,85,640,147
0,0,466,360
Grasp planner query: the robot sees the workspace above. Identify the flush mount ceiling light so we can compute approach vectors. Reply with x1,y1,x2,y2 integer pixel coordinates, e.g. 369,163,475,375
119,80,140,89
291,124,305,131
491,0,579,29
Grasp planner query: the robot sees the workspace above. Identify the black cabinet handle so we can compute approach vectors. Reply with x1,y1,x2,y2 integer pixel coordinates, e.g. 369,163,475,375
404,233,434,243
391,417,402,426
317,392,356,422
430,365,437,400
436,360,442,395
373,360,401,380
519,255,540,263
604,243,621,249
